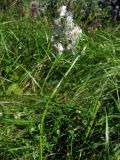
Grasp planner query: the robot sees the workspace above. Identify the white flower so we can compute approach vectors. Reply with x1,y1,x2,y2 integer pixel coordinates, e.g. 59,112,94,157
70,26,82,44
51,36,54,42
65,25,82,49
66,11,73,17
66,16,74,29
66,12,74,29
52,5,83,54
71,26,82,38
54,43,64,55
54,18,61,25
66,26,82,43
58,5,67,17
65,28,71,37
57,43,64,53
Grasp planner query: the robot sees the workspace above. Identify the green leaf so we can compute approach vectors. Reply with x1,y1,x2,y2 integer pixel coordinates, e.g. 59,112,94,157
6,83,23,95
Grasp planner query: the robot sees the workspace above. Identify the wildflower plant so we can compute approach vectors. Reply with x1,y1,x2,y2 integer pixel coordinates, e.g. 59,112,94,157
51,4,82,56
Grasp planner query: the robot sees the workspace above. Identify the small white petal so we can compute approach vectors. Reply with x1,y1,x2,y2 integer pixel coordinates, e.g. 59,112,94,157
54,18,61,25
57,43,64,52
59,5,67,17
51,36,54,42
66,13,74,28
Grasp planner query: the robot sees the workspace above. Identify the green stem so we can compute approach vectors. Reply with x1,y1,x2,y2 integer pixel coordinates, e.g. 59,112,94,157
39,55,80,160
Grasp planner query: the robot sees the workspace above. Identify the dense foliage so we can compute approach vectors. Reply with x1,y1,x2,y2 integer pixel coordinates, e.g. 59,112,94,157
0,1,120,160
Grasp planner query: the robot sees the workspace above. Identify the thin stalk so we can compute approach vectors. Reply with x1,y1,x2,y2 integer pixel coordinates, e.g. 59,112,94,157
39,55,80,160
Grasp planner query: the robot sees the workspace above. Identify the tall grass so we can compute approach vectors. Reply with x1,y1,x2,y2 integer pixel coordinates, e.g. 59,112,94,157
0,15,120,160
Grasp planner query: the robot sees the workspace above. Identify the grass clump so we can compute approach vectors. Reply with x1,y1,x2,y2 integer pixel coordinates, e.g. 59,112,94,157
0,14,120,160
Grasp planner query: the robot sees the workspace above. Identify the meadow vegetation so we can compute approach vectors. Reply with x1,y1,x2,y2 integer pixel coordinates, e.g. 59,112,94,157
0,1,120,160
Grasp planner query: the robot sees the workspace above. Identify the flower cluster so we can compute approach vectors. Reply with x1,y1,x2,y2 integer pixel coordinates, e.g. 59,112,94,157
51,5,82,55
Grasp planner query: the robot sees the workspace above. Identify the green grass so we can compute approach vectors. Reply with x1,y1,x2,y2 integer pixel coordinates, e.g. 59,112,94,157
0,16,120,160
